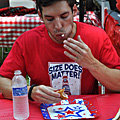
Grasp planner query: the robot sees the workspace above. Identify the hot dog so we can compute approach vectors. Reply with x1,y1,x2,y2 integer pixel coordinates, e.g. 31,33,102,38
56,88,68,100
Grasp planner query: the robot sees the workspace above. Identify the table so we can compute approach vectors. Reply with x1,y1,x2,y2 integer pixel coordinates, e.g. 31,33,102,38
0,15,43,47
0,93,120,120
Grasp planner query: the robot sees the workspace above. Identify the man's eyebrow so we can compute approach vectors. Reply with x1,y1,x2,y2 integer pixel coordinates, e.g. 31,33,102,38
44,15,53,17
61,12,69,15
44,12,69,17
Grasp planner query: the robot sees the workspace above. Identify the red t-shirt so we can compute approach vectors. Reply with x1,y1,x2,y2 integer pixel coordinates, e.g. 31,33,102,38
0,21,120,94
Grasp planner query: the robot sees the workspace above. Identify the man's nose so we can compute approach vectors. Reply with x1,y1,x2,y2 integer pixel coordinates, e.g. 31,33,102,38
55,18,62,30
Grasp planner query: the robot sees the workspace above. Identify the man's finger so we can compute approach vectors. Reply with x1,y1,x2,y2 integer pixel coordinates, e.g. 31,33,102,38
77,35,83,42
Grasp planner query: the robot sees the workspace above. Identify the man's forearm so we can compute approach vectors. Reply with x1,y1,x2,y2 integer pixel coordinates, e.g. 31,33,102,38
0,76,12,99
89,60,120,92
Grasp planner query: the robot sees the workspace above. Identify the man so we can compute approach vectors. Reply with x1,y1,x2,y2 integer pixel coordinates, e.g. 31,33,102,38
116,0,120,11
0,0,120,104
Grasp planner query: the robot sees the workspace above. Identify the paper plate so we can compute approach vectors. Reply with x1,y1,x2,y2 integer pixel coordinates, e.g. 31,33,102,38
40,99,99,119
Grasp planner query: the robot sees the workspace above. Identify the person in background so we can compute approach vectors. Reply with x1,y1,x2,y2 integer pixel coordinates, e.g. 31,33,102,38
0,0,120,104
116,0,120,11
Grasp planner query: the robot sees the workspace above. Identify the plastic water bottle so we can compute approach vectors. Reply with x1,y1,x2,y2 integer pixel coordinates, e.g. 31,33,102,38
12,70,29,120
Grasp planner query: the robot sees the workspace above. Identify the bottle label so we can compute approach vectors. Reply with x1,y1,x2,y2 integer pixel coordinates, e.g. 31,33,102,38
12,86,28,96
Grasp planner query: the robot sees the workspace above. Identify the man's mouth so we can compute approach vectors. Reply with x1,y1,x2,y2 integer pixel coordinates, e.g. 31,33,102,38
56,33,65,38
61,34,64,37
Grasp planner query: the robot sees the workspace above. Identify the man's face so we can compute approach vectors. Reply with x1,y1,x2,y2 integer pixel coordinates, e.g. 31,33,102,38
116,0,120,11
41,1,76,44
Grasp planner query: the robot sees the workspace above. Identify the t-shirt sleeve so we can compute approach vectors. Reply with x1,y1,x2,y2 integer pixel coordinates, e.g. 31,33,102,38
0,38,27,79
99,34,120,69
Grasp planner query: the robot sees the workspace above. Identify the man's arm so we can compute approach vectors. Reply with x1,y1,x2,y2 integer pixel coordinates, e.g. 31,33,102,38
89,59,120,91
0,76,61,104
0,76,32,100
0,76,12,99
63,35,120,92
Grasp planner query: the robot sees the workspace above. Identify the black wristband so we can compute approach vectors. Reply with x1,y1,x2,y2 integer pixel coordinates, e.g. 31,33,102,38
28,84,38,101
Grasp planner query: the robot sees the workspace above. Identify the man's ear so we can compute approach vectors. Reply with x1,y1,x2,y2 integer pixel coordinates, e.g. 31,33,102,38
38,10,43,21
73,4,79,17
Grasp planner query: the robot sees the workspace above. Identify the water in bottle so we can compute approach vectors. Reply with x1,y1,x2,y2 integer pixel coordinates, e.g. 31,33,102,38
12,70,29,120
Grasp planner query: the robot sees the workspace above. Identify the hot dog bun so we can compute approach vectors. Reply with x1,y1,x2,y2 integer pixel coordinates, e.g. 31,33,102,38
56,88,68,100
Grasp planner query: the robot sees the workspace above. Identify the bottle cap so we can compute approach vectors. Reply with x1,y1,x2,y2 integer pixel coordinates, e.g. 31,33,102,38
14,70,22,75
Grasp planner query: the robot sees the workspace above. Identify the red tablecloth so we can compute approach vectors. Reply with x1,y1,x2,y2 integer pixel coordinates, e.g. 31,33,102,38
0,16,43,47
0,94,120,120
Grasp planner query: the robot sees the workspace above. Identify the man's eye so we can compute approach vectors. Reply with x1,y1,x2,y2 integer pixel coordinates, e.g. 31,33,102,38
61,15,68,19
45,17,54,21
47,19,54,21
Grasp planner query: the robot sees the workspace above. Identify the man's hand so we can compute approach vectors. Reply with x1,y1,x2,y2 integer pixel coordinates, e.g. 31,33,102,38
63,35,120,92
63,35,97,70
31,85,61,104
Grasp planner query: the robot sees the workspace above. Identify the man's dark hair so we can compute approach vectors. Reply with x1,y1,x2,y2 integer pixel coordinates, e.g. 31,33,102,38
36,0,76,15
